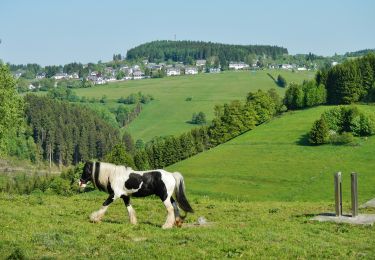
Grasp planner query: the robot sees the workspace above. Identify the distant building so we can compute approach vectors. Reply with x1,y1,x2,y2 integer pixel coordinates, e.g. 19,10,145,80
196,59,206,67
13,71,23,79
229,62,249,70
52,73,68,80
133,70,144,80
185,67,198,75
209,68,221,73
279,64,293,70
297,67,307,71
69,73,79,79
332,61,339,67
36,72,46,79
166,67,181,76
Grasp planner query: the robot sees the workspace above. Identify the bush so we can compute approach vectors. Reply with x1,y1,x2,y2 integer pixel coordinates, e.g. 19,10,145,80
309,106,375,145
309,117,329,144
329,132,354,145
191,112,207,125
277,74,287,87
104,144,135,168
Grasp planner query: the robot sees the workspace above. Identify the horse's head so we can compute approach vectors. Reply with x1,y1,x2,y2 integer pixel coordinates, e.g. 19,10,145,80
79,161,94,188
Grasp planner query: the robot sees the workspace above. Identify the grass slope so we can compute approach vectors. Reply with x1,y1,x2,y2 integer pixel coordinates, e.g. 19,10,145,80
75,70,313,141
2,106,375,258
168,105,375,203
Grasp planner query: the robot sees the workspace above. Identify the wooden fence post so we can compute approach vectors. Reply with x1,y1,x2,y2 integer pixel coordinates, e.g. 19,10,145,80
351,172,358,217
334,172,342,217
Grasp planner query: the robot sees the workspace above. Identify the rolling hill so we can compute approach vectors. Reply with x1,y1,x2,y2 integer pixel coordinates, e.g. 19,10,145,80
75,70,314,141
167,105,375,203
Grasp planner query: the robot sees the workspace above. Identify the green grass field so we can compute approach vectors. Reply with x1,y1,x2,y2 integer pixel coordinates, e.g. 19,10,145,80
168,105,375,203
75,70,314,141
1,105,375,259
1,193,375,259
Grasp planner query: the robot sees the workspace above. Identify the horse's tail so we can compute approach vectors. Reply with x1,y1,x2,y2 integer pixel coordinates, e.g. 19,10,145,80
172,172,194,213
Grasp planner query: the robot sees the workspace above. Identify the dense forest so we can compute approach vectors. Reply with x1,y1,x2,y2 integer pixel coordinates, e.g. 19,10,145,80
25,95,121,165
126,40,288,64
316,53,375,104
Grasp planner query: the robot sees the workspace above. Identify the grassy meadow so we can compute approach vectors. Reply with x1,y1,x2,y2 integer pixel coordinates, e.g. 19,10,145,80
75,70,314,141
1,105,375,259
1,193,375,259
168,105,375,203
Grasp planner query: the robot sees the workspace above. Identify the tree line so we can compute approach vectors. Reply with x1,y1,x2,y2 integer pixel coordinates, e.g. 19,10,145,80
129,89,284,170
317,53,375,104
25,95,121,166
126,40,288,65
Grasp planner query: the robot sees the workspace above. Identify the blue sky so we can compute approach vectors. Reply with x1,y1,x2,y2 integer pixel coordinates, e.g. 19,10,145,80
0,0,374,66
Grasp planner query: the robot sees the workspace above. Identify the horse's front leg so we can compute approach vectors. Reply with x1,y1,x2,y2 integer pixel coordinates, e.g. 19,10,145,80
171,197,183,227
90,194,114,223
121,195,137,225
162,196,175,229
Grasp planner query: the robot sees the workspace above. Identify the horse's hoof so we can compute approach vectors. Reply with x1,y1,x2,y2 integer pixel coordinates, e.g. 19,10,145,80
175,217,183,227
162,224,173,229
90,213,102,223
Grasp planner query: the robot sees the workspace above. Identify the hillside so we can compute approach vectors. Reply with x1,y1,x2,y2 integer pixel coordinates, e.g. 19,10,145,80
75,70,314,141
167,105,375,203
2,106,375,258
126,40,288,63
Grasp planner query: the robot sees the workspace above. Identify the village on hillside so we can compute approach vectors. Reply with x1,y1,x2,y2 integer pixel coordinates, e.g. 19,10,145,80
11,57,324,92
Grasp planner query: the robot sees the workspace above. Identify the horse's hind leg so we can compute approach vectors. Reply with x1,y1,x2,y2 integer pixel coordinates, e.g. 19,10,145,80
90,194,114,222
121,195,137,225
162,197,175,229
171,197,183,227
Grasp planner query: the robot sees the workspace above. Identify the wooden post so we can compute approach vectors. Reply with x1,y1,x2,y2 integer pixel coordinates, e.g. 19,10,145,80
351,172,358,217
334,172,342,216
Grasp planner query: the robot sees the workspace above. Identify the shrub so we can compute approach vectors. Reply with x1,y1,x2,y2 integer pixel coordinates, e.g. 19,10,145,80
191,112,207,125
309,106,375,145
309,117,329,144
277,74,287,87
329,132,354,145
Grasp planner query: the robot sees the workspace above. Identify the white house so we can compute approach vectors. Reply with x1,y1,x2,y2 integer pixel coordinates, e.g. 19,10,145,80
133,70,144,80
68,72,79,79
297,67,307,71
229,62,249,70
36,72,46,79
166,68,181,76
279,64,293,70
185,67,198,75
196,59,206,67
52,73,68,80
209,68,221,73
332,61,339,67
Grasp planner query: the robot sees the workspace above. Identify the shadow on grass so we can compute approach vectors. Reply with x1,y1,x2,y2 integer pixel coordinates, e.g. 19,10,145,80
141,221,161,228
296,133,311,146
102,219,124,224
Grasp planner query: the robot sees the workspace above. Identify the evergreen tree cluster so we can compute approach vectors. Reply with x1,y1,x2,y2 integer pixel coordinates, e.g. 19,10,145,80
126,40,288,65
24,95,121,166
277,74,287,87
115,103,142,127
319,54,375,104
309,106,375,145
284,80,327,110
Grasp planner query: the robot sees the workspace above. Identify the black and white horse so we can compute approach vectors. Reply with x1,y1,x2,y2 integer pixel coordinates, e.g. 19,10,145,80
79,161,194,229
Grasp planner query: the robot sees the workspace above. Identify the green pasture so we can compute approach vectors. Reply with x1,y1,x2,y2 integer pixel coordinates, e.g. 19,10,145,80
75,70,314,141
1,193,374,259
2,105,375,259
168,105,375,203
